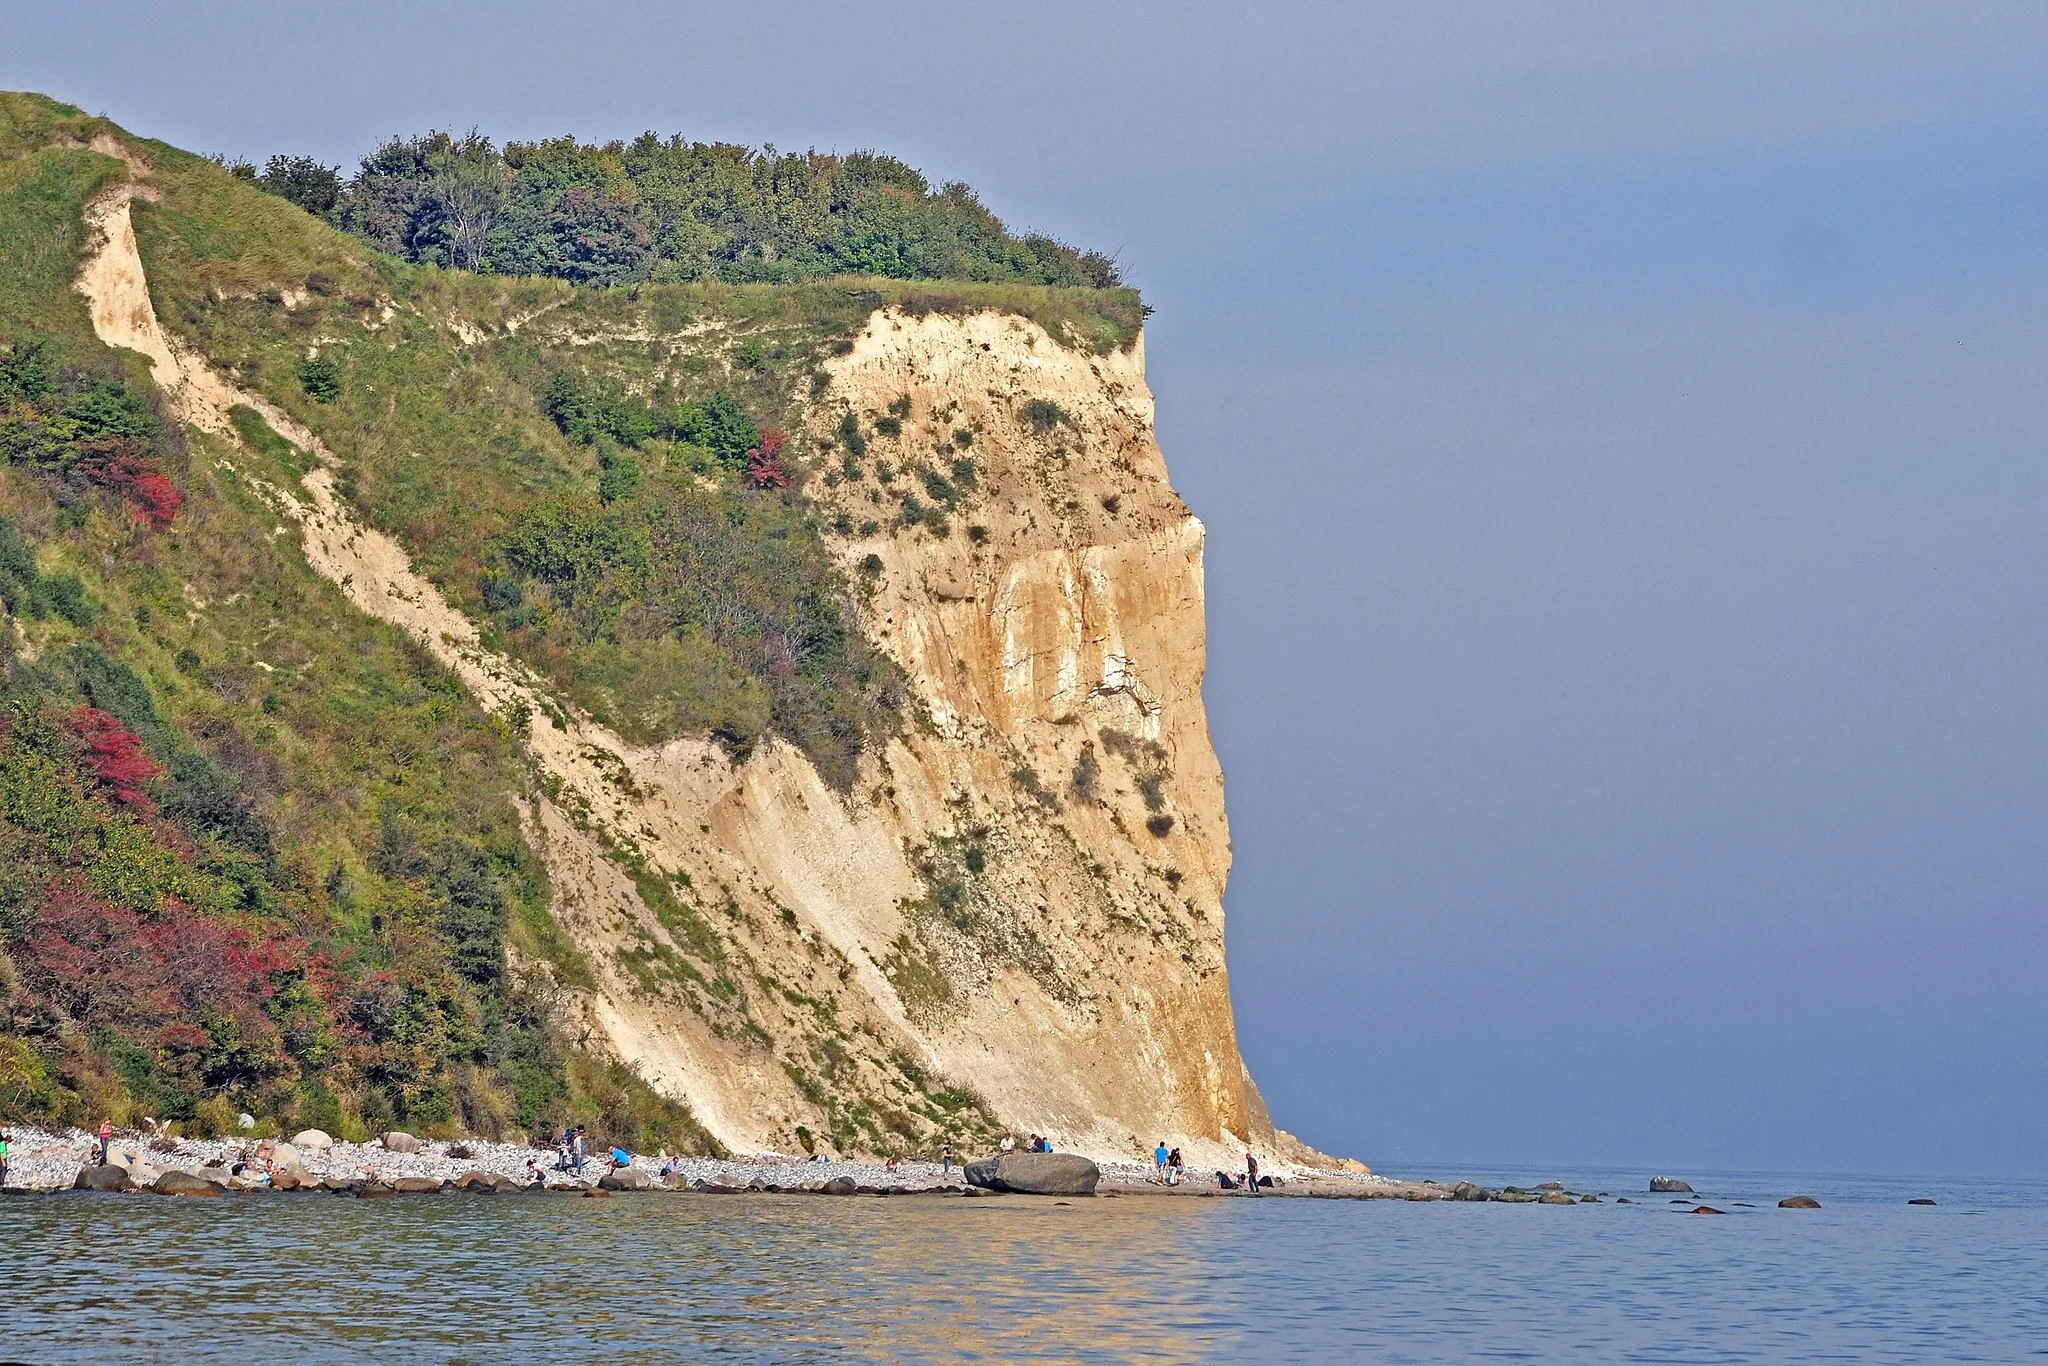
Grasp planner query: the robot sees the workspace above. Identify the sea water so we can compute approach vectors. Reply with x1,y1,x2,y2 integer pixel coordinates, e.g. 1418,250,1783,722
2,1165,2043,1362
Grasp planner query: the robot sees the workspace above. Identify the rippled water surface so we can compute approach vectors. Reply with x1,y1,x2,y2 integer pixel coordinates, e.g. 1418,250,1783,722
3,1166,2044,1362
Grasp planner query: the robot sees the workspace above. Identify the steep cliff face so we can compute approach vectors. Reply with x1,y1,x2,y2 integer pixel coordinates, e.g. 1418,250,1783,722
66,133,1285,1168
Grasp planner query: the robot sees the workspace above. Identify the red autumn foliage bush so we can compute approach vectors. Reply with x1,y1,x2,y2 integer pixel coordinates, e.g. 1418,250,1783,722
743,428,791,489
75,434,184,529
64,706,162,813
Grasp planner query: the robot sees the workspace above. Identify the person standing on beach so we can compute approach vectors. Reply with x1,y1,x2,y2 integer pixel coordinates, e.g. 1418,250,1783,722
1244,1151,1260,1196
0,1126,10,1189
572,1127,586,1174
1168,1148,1183,1186
1154,1141,1170,1183
95,1118,112,1167
942,1141,955,1175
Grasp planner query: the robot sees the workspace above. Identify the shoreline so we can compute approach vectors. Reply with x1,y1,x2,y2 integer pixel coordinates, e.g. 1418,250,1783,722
0,1124,1456,1202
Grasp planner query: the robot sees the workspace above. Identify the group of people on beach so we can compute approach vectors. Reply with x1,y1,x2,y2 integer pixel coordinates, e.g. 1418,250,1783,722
997,1133,1057,1156
1151,1142,1187,1185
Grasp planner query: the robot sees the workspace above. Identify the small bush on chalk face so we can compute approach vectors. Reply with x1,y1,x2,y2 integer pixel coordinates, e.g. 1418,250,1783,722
299,355,343,402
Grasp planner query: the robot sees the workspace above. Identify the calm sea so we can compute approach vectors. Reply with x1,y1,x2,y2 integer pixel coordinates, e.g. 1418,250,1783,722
3,1164,2043,1362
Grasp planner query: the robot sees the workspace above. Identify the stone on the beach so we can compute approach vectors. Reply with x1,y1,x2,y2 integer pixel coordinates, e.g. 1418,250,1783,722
291,1129,335,1153
1538,1191,1576,1205
821,1175,860,1195
1450,1181,1493,1201
153,1170,226,1197
1691,1205,1726,1215
270,1142,303,1169
452,1171,502,1192
599,1167,655,1192
391,1175,443,1194
963,1153,1099,1196
75,1164,135,1192
446,1143,474,1159
1778,1195,1821,1209
321,1176,356,1193
236,1113,255,1131
270,1169,312,1191
381,1131,421,1155
356,1182,395,1199
1908,1198,1937,1206
1649,1176,1694,1193
690,1179,744,1194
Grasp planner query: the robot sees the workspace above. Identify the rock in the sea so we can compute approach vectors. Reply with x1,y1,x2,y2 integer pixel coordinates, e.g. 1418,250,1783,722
820,1175,860,1196
452,1171,508,1193
690,1179,744,1194
1650,1177,1694,1193
270,1169,312,1191
1536,1181,1565,1191
1778,1195,1821,1209
1538,1191,1576,1205
292,1129,335,1153
356,1182,395,1199
75,1164,135,1192
582,1187,610,1198
962,1153,1099,1196
1616,1197,1632,1204
380,1131,421,1155
1450,1181,1493,1202
1691,1205,1726,1215
153,1170,226,1197
391,1175,443,1194
1580,1193,1600,1203
1908,1198,1937,1206
1493,1190,1537,1203
599,1167,655,1192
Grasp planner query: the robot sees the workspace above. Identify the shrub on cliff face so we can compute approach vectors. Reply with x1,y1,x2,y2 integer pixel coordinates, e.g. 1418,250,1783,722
0,341,185,530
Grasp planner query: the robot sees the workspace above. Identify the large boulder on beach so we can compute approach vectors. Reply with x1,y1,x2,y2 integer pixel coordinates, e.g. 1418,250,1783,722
153,1170,226,1197
75,1164,135,1192
599,1166,656,1192
391,1175,443,1194
292,1129,334,1153
820,1175,859,1195
1649,1177,1694,1193
270,1142,303,1169
963,1152,1099,1196
380,1131,421,1155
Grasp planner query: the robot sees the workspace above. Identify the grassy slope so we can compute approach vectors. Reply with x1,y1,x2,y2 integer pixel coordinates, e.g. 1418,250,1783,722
0,93,712,1149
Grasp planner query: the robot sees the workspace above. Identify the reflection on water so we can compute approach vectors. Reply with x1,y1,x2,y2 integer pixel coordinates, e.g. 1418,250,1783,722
3,1170,2045,1362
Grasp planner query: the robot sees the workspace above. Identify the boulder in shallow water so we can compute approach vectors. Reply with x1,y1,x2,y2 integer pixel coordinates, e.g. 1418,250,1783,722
356,1182,395,1199
1778,1195,1821,1209
1690,1205,1726,1215
292,1129,334,1153
963,1153,1099,1196
1493,1190,1537,1203
1538,1191,1576,1205
1450,1181,1493,1202
153,1170,225,1197
599,1166,655,1192
1580,1193,1600,1203
75,1164,135,1192
820,1175,859,1196
1908,1198,1936,1206
391,1175,443,1194
1649,1176,1694,1193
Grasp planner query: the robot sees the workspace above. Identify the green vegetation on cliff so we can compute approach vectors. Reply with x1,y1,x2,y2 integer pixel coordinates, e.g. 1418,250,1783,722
0,89,1125,1154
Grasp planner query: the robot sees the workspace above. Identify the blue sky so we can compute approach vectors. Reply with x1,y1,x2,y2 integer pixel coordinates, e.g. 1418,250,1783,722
12,1,2048,1174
